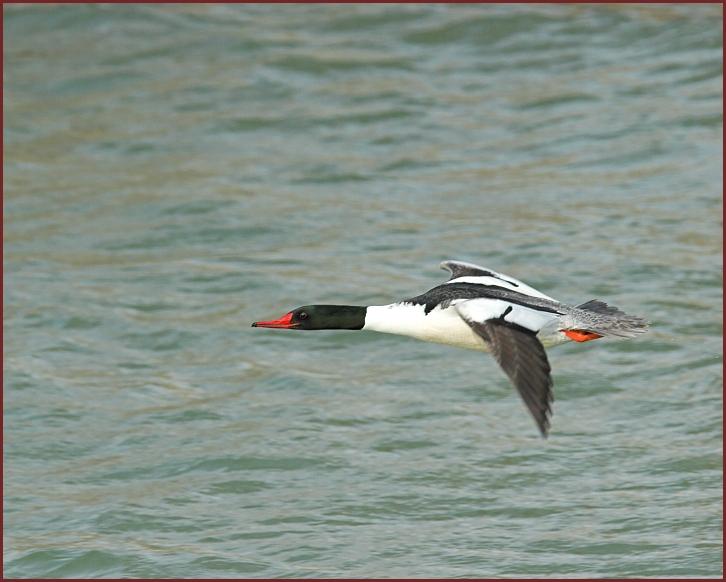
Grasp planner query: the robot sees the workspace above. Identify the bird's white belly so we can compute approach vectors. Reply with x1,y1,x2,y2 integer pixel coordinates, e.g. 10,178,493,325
363,303,490,351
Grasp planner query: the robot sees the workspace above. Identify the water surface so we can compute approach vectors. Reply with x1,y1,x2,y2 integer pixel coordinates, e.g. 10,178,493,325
4,3,723,578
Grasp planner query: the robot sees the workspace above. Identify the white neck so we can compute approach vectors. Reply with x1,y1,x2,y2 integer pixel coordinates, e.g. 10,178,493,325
363,303,424,335
363,302,487,351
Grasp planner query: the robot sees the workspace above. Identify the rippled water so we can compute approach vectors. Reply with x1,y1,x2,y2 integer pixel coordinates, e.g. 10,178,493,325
4,3,723,578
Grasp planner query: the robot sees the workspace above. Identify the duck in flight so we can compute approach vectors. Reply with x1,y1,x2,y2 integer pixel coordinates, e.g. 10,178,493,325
252,260,648,437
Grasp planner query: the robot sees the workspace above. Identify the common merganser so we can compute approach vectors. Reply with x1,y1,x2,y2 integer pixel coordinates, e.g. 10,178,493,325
252,260,648,437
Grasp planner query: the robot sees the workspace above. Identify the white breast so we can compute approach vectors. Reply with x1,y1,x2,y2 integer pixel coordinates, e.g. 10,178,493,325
363,302,489,351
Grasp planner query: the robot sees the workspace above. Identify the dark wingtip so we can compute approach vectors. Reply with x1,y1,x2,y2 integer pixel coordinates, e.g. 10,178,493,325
251,322,257,327
537,421,549,439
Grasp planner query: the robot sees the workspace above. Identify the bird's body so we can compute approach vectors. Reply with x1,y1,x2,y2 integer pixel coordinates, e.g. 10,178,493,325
252,260,648,437
364,301,490,351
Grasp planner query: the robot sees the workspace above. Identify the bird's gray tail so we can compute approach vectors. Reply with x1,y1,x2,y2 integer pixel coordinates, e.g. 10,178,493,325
572,299,649,338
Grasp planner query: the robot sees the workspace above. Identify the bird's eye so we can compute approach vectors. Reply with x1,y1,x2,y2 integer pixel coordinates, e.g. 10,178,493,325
298,312,309,320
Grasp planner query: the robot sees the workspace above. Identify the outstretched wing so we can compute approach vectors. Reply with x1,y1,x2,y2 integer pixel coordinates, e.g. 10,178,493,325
440,260,555,300
440,260,502,281
461,317,554,438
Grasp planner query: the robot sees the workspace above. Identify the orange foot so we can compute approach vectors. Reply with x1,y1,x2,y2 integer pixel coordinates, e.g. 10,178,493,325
564,329,603,342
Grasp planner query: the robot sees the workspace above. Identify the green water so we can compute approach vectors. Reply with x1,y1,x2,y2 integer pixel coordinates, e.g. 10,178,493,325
4,3,722,578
